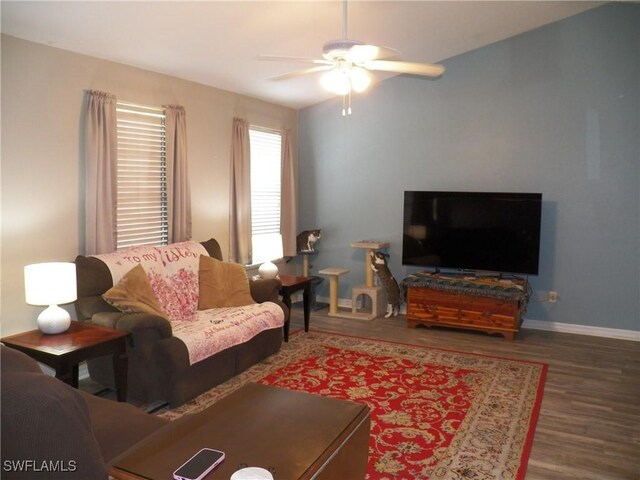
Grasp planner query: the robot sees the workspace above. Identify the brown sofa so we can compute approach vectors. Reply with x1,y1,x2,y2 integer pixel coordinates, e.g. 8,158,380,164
74,238,287,407
1,345,170,479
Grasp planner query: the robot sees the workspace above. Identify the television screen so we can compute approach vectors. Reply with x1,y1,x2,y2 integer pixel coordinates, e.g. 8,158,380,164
402,191,542,275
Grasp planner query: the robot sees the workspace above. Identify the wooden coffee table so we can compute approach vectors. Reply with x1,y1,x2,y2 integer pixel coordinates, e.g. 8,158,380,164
1,321,129,401
279,275,312,341
109,382,371,480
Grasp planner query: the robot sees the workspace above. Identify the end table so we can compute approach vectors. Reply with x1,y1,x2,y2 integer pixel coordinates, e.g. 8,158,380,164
1,321,129,401
279,275,312,342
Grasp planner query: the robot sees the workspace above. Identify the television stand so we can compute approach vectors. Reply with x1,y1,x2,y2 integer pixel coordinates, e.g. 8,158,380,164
402,272,529,340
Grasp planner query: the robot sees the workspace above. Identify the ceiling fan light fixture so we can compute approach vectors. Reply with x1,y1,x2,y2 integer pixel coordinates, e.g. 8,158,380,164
320,65,372,96
320,67,351,95
348,66,372,93
261,0,446,116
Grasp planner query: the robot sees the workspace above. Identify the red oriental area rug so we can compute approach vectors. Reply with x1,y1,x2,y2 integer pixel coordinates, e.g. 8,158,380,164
160,332,547,480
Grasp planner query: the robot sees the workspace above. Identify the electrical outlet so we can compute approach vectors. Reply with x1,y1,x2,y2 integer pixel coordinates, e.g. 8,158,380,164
548,291,558,303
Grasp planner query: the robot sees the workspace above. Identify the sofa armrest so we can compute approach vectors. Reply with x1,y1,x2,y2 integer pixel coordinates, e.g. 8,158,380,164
81,391,168,463
1,372,109,479
250,278,289,321
250,278,282,303
90,312,172,339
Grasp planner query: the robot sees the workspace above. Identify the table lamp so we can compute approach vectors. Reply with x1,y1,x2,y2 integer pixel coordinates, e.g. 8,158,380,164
24,262,77,334
253,234,284,280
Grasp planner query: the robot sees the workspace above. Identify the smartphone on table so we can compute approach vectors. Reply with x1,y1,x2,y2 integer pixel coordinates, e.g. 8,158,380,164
173,448,225,480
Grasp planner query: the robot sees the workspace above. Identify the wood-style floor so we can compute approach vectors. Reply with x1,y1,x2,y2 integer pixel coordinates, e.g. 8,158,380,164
288,307,640,480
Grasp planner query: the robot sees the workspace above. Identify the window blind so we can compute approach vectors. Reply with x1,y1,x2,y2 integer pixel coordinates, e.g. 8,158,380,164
249,127,282,263
116,101,168,249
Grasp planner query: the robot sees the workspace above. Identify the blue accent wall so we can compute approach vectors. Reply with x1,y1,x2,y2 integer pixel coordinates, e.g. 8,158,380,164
297,3,639,331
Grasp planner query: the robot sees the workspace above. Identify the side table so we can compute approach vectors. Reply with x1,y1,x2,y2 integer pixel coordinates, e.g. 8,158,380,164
279,275,312,342
1,321,129,401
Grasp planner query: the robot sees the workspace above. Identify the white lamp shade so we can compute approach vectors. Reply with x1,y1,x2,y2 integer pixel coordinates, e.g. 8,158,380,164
24,262,77,306
320,68,351,96
348,67,372,93
321,66,372,95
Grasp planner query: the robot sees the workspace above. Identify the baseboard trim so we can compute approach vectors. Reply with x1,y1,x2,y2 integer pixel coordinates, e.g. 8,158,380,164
315,295,640,342
522,319,640,342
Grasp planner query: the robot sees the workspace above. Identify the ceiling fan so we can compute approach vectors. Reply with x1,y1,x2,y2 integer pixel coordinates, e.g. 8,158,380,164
258,0,445,115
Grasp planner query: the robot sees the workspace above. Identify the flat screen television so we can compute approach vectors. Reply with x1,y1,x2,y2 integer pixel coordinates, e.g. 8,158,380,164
402,191,542,275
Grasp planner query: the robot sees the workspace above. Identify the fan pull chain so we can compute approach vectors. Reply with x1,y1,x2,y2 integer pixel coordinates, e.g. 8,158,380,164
342,90,353,116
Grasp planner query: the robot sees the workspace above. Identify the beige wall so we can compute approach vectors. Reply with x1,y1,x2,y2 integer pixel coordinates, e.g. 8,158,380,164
0,35,298,335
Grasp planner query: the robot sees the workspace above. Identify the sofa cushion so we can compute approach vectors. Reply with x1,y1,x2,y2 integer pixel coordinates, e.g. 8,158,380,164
1,372,108,479
172,302,285,365
102,264,167,319
198,256,255,309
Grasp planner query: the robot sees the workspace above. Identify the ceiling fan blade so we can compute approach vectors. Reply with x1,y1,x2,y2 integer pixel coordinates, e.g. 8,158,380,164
347,44,399,63
256,55,332,66
269,65,334,81
365,60,445,78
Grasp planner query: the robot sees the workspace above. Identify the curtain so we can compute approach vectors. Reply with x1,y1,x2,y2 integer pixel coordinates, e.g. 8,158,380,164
164,105,191,243
229,118,252,264
84,90,117,255
280,129,298,257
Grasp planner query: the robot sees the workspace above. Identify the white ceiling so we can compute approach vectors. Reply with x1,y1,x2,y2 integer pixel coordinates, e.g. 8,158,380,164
1,1,602,109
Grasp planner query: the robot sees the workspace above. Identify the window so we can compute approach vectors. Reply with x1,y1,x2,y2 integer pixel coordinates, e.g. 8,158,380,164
115,101,168,249
249,127,283,264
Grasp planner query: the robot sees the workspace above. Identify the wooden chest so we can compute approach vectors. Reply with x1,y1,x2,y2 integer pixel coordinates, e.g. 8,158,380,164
406,283,525,340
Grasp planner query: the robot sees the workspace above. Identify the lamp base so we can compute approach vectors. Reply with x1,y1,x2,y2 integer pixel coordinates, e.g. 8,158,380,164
37,305,71,334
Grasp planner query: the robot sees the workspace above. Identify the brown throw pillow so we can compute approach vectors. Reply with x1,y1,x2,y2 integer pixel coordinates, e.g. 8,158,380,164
102,264,167,319
198,255,255,309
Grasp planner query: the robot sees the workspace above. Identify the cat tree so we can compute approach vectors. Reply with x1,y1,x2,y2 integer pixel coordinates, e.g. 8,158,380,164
296,250,327,311
319,240,389,320
299,251,314,277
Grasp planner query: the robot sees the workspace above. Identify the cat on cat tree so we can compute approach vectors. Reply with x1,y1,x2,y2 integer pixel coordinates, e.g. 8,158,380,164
296,229,322,253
